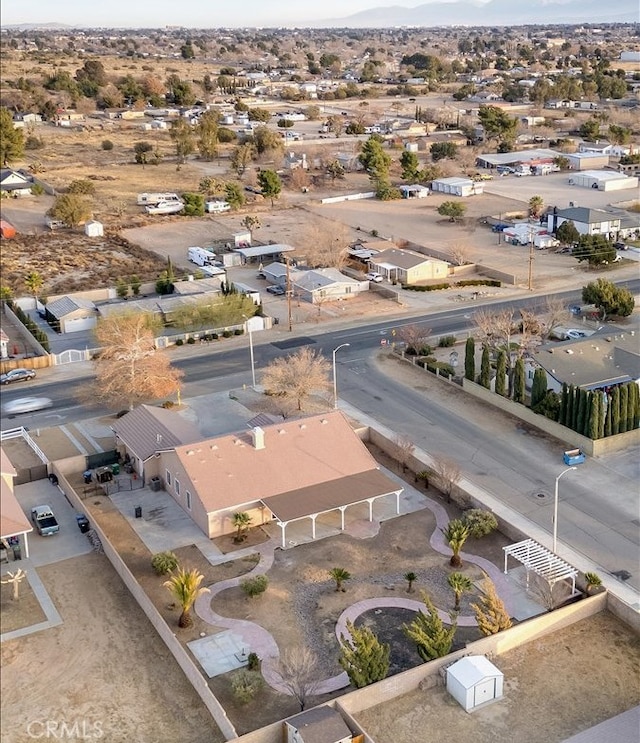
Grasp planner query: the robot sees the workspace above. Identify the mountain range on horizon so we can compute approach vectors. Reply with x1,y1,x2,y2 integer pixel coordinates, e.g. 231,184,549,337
321,0,639,27
3,0,639,30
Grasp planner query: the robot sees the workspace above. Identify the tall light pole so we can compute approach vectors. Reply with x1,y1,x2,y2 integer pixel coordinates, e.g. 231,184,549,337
243,316,256,390
553,466,577,553
332,343,350,409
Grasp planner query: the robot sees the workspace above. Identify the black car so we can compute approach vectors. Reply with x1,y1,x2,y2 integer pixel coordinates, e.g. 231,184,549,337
0,369,36,385
266,285,286,295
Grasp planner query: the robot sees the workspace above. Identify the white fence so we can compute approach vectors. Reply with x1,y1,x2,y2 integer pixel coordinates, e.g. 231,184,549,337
0,426,49,464
320,192,376,204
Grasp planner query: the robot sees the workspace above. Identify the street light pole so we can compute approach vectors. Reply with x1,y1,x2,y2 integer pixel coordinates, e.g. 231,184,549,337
243,316,256,390
332,343,350,409
553,466,577,553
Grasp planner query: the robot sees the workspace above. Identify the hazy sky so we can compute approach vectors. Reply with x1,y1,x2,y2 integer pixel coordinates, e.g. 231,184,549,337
2,0,479,28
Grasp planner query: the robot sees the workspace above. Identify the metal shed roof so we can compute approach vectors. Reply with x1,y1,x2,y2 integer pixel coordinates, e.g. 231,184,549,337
234,244,296,258
447,656,503,689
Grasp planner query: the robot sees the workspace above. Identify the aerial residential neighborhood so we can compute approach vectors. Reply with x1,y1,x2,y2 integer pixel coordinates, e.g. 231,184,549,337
0,5,639,742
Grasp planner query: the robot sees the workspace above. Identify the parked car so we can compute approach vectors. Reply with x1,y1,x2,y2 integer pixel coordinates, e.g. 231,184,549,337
2,397,52,415
613,242,628,251
31,505,60,536
492,224,509,233
566,329,587,340
366,272,384,283
266,285,286,295
0,369,36,385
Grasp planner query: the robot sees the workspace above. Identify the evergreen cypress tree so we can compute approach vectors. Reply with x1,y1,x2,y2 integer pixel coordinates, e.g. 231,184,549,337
576,389,588,435
596,390,605,440
531,368,548,409
338,620,390,688
611,386,621,435
479,346,490,389
464,337,475,381
513,357,525,403
403,592,457,661
628,382,640,430
495,350,507,396
559,383,568,425
571,386,580,432
565,384,574,429
619,385,629,433
588,392,599,440
604,393,613,437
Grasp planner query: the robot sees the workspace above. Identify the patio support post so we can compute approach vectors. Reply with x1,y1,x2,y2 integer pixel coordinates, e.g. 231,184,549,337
395,491,400,515
367,498,374,521
23,534,30,559
339,506,346,531
278,521,286,549
310,514,317,539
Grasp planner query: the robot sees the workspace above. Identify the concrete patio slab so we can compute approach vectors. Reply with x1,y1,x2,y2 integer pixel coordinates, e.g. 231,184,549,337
188,630,250,678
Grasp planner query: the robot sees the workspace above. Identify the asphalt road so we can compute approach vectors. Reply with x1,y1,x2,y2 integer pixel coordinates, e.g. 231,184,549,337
2,285,639,595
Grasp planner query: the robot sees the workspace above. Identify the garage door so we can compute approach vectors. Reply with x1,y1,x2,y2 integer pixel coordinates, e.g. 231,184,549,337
63,316,97,333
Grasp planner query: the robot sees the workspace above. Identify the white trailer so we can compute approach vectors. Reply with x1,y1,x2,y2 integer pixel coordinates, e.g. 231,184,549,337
137,192,181,206
188,247,217,266
205,200,231,213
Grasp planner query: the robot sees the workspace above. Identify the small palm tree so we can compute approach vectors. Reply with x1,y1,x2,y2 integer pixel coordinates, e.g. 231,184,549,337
528,194,545,219
24,271,43,308
404,571,417,593
329,567,351,592
441,519,470,568
448,572,473,611
163,567,210,628
232,511,252,543
584,572,602,595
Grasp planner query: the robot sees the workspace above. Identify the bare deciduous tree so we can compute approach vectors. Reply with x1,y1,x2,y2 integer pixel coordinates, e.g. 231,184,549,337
430,454,462,502
300,217,351,269
448,242,474,267
262,347,331,411
86,312,183,410
398,324,431,354
289,166,310,191
269,647,323,711
394,434,415,472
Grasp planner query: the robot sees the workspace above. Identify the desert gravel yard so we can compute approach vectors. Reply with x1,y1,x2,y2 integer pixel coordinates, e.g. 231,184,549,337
0,553,225,743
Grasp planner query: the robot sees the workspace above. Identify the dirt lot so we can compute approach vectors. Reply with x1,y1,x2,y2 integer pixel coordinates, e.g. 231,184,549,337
0,553,225,743
357,611,640,743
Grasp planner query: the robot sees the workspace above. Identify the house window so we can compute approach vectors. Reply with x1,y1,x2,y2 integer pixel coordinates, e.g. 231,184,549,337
186,491,191,510
165,470,171,486
175,479,180,496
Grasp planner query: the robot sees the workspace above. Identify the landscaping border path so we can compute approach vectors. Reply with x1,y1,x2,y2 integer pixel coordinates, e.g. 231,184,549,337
194,478,519,697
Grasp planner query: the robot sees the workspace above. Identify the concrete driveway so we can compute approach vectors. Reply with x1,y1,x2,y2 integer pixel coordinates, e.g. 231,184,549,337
15,479,94,566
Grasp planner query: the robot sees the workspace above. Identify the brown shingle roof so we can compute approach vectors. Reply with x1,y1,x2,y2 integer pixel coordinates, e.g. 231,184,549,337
112,405,202,462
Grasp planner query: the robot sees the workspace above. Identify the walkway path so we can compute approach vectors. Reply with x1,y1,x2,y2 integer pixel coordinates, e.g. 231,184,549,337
194,476,519,697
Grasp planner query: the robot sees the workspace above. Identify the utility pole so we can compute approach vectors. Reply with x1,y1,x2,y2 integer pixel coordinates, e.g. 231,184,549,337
528,227,535,291
286,256,293,332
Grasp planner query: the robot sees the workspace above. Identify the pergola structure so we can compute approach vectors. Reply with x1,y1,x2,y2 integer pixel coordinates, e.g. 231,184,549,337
261,470,403,549
503,538,579,597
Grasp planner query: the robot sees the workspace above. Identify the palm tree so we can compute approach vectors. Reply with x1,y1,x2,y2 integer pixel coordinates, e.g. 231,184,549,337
448,572,473,611
232,512,252,543
528,194,544,219
24,271,43,309
404,571,417,593
163,567,210,628
441,519,470,568
329,567,351,592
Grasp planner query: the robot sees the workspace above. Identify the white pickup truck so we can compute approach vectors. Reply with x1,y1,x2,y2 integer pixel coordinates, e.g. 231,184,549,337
31,505,60,536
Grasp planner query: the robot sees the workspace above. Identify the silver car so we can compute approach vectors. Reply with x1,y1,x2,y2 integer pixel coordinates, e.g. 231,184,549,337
2,397,52,415
0,369,36,385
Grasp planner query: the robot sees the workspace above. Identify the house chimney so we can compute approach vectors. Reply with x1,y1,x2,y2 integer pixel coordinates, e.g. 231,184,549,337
251,427,265,450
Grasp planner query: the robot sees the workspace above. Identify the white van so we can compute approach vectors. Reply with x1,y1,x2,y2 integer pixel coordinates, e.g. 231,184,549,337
137,192,180,206
188,247,217,266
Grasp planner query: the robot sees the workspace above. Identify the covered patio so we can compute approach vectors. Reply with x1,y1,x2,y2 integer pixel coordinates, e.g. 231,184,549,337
262,470,403,549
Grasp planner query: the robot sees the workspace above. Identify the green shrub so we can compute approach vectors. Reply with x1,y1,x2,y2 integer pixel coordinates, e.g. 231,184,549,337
247,652,261,671
187,337,196,344
25,135,44,150
231,670,264,704
211,333,219,340
31,183,45,196
436,362,455,377
462,509,498,538
234,328,244,335
175,338,184,346
151,551,179,575
161,400,175,409
438,335,456,347
240,575,268,598
101,139,114,150
68,179,96,195
222,330,232,338
456,279,501,288
403,282,451,292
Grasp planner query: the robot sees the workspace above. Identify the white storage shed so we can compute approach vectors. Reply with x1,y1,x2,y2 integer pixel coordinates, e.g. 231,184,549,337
431,177,482,197
84,220,104,237
446,655,504,712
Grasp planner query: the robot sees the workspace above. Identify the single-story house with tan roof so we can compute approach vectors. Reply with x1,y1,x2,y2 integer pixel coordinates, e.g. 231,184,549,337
118,409,403,546
1,448,33,560
292,268,369,304
368,248,449,285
